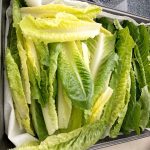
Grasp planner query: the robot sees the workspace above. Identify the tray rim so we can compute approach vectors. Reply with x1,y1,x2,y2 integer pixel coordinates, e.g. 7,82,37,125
81,0,150,22
1,0,150,149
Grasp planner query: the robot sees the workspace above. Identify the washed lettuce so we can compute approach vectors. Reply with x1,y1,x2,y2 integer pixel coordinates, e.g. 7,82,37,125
85,31,118,122
58,42,93,109
7,1,150,149
58,79,72,129
19,13,101,43
122,69,141,134
100,27,135,137
122,21,150,131
21,3,101,20
41,44,59,135
96,17,115,33
27,56,48,140
13,0,32,104
6,49,34,135
89,87,113,123
6,0,33,134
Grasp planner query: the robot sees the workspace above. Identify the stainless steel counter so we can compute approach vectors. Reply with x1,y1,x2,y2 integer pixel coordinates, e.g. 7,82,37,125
92,0,150,19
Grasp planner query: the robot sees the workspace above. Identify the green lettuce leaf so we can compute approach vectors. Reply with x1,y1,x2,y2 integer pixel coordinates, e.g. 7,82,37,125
110,75,131,138
96,17,115,33
139,86,150,130
89,87,113,123
14,26,135,150
13,0,31,104
30,98,48,141
93,53,118,104
34,41,50,105
19,14,101,43
89,33,116,79
66,105,83,132
123,21,150,89
100,27,135,137
122,68,141,134
86,32,117,105
7,25,20,66
24,38,42,102
58,79,72,129
32,41,58,135
27,58,48,140
41,44,59,135
58,42,93,109
6,49,34,135
137,25,150,88
17,39,31,104
123,21,150,129
21,3,101,20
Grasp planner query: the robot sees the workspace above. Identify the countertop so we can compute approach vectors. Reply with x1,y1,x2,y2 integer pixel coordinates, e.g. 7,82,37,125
100,137,150,150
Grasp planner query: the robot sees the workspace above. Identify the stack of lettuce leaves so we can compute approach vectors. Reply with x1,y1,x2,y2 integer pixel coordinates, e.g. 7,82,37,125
5,0,150,149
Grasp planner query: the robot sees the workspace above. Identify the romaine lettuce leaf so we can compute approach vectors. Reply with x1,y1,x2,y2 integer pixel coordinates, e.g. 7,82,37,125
58,79,72,129
86,32,117,106
17,40,31,104
93,53,118,104
66,105,83,132
89,87,113,123
27,58,48,140
89,33,116,79
110,75,131,138
122,68,141,134
96,17,115,33
99,27,135,137
41,44,59,135
123,21,150,89
30,98,48,141
15,26,135,150
7,25,20,66
21,3,101,20
137,25,150,88
13,0,31,104
122,21,150,130
139,86,150,130
19,14,101,43
58,42,93,109
34,41,50,106
6,49,34,135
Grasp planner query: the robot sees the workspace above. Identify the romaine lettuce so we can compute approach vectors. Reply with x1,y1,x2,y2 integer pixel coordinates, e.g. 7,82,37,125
21,3,101,20
19,14,101,43
58,42,93,109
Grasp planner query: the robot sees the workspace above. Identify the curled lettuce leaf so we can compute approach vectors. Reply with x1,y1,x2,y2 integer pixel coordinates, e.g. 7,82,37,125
19,13,101,43
21,3,101,20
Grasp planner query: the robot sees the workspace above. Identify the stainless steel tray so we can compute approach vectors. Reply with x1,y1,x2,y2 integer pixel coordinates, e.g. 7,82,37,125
0,0,150,149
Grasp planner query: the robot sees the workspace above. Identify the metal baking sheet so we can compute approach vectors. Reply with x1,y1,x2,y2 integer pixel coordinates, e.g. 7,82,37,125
0,0,150,149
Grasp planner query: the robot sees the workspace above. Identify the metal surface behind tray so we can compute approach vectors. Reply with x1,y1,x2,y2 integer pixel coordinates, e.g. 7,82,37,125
0,0,150,150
